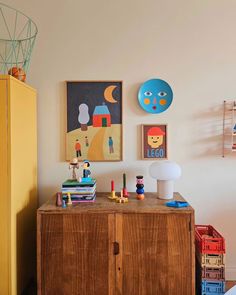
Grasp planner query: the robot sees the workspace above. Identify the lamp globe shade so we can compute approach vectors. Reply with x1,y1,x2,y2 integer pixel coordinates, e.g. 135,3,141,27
149,161,181,181
149,161,181,199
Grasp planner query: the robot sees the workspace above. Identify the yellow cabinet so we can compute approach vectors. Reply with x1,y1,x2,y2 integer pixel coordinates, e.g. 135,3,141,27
0,75,37,295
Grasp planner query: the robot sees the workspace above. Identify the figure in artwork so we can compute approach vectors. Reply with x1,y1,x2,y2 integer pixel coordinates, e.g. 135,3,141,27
108,136,114,153
85,136,89,147
147,127,165,148
75,139,82,157
142,124,167,159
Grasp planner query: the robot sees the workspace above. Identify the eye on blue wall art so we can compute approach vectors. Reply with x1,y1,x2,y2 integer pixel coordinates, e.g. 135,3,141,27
138,79,173,114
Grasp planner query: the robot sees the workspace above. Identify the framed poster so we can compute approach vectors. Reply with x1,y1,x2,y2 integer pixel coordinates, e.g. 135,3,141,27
142,124,168,160
66,81,123,161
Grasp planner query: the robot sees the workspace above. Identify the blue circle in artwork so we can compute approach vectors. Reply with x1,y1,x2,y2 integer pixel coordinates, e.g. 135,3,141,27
138,79,173,114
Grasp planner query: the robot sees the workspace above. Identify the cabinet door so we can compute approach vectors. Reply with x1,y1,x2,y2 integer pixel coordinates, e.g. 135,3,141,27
115,213,193,295
38,213,115,295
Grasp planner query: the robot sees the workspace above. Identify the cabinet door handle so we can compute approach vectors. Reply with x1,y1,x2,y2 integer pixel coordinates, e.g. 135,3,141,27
113,242,119,255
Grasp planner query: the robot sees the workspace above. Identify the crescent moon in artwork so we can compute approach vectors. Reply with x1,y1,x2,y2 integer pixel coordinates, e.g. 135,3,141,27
104,85,118,103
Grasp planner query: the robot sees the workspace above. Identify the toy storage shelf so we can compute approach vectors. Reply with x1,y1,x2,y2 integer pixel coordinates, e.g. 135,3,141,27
222,100,236,156
37,192,195,295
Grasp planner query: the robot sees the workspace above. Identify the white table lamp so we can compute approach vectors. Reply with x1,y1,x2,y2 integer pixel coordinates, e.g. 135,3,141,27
149,161,181,199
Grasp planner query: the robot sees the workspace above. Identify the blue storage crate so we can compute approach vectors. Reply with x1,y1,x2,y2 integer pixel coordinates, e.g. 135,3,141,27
201,280,225,294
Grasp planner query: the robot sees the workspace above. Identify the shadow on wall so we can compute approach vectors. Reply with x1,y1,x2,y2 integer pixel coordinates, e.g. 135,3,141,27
126,82,145,116
59,81,67,162
191,103,224,158
17,188,37,295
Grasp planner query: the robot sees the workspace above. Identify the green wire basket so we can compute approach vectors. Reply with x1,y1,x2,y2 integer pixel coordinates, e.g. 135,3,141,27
0,2,38,78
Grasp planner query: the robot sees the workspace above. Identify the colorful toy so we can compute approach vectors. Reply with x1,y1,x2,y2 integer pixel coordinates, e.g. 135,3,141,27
62,200,67,208
136,176,145,200
138,78,173,114
56,192,62,206
108,180,118,200
116,190,128,203
81,160,91,182
67,192,72,206
122,173,129,197
166,200,189,208
8,67,26,82
69,158,80,180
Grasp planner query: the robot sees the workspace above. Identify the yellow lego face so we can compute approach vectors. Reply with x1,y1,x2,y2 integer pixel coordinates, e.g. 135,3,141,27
148,135,163,148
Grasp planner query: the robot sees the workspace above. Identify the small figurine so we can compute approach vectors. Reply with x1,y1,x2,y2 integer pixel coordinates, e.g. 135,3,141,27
116,189,128,203
122,173,129,197
109,180,119,200
56,193,62,206
62,200,67,208
67,192,72,206
69,158,80,180
81,160,91,182
136,175,145,200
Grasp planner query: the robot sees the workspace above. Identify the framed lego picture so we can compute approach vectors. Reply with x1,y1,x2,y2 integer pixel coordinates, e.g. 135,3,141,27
66,81,123,161
142,124,168,160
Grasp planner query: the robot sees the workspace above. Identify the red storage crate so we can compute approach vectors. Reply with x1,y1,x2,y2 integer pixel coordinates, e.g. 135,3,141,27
195,225,225,254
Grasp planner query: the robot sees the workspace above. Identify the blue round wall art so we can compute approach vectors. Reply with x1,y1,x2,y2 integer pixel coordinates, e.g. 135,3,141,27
138,79,173,114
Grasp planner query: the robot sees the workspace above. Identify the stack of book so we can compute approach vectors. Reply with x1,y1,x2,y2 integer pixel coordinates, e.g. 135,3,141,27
61,179,96,203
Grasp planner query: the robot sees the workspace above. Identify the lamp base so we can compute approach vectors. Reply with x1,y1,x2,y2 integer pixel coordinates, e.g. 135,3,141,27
157,180,174,200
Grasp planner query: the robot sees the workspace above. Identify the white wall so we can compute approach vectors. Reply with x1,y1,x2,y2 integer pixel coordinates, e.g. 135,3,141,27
5,0,236,279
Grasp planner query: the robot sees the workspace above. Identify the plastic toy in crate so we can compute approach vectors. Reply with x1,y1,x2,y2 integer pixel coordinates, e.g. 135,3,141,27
201,280,225,295
197,252,225,268
195,225,225,254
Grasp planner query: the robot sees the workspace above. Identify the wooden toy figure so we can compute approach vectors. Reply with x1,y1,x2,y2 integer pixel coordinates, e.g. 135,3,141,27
62,200,67,208
67,193,72,206
108,180,118,200
116,189,128,203
69,158,80,180
56,193,62,206
136,175,145,200
82,160,91,179
122,173,129,197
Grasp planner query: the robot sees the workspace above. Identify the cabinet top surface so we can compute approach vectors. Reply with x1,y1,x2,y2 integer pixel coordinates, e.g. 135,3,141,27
38,192,194,214
0,74,36,92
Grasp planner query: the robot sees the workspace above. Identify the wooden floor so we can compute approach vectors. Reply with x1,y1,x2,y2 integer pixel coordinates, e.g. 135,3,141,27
226,281,236,292
23,281,235,294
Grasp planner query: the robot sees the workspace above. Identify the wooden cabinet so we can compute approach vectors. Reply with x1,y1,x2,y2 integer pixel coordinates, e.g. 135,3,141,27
37,193,195,295
0,75,37,295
